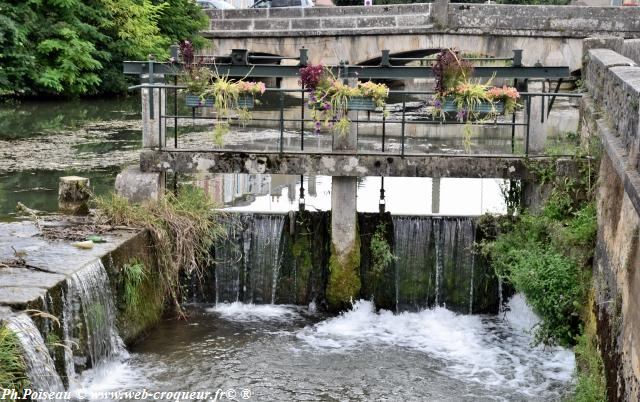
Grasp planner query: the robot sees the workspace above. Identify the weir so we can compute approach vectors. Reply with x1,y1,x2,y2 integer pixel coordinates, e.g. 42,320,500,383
198,212,500,314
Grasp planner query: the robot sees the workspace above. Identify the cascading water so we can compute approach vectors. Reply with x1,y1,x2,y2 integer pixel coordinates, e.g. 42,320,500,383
392,216,486,313
64,260,125,379
214,214,285,304
6,314,64,394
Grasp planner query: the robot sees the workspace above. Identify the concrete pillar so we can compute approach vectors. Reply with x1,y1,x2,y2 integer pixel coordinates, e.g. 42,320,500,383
328,76,361,310
308,174,317,197
129,73,167,203
526,81,549,154
141,74,166,149
115,166,164,203
58,176,90,215
431,177,441,214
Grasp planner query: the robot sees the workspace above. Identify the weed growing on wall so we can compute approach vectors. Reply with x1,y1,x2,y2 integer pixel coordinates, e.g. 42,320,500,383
370,222,396,277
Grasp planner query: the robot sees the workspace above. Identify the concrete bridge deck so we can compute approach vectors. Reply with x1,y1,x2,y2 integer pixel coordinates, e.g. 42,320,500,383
140,148,556,179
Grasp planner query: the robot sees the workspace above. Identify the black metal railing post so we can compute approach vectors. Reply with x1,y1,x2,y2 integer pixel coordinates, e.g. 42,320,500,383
300,87,305,151
174,77,178,148
401,94,406,157
525,95,532,156
279,91,285,154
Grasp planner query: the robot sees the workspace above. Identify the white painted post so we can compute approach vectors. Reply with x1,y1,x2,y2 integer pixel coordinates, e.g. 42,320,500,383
527,81,549,154
141,74,166,148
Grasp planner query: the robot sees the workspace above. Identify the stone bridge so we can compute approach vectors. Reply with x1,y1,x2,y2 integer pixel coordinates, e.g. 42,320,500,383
203,2,640,72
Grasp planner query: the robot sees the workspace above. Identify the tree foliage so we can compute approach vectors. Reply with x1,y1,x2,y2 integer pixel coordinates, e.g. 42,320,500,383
0,0,208,97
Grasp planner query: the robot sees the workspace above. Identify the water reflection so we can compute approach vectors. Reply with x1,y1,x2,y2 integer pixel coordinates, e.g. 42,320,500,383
0,97,139,140
190,173,507,215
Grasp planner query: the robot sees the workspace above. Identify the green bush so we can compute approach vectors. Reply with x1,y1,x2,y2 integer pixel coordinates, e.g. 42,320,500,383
483,179,597,346
0,0,208,97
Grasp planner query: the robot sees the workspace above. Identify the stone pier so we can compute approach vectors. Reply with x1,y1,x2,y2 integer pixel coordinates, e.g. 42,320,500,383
327,77,361,310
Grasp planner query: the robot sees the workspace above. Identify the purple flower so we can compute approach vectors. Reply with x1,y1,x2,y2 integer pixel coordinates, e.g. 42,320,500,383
456,109,467,120
315,121,321,128
434,99,441,108
323,102,331,110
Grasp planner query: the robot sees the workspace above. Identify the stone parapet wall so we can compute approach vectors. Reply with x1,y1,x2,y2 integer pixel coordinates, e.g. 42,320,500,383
206,3,433,36
204,3,640,39
585,47,640,172
447,4,640,38
583,39,640,402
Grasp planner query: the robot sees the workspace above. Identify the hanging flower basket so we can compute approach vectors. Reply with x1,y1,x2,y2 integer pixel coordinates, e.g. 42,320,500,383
185,94,214,108
236,94,255,109
442,96,504,114
347,96,377,111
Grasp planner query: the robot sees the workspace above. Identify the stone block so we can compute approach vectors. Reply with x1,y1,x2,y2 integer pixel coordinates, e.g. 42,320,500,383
291,18,321,30
268,7,304,19
211,19,253,31
622,39,640,66
220,8,267,19
396,14,432,28
321,18,357,29
254,19,290,31
355,16,397,29
589,48,636,69
115,166,164,203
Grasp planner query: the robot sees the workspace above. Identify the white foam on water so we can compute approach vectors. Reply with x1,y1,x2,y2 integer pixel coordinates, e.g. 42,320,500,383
296,298,575,398
208,302,302,322
504,293,541,333
68,357,156,401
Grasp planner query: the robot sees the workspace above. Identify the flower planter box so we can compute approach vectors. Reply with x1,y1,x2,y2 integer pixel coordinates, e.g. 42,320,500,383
236,94,254,109
442,97,504,114
347,96,376,111
185,94,214,108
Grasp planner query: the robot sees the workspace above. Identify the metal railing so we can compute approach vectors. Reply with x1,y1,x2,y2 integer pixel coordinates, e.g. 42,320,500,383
131,83,582,158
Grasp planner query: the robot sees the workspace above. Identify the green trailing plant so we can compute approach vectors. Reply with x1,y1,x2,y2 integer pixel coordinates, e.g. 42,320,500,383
0,324,29,400
94,185,226,315
370,222,396,277
299,64,389,136
431,49,521,152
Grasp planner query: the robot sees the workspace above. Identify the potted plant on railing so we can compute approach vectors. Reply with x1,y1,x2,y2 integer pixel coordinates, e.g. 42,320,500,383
180,40,215,108
299,64,389,135
430,48,521,151
201,75,266,145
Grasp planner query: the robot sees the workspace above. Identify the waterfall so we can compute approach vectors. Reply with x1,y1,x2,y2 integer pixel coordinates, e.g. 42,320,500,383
64,260,125,378
214,214,285,304
392,216,480,313
6,314,64,394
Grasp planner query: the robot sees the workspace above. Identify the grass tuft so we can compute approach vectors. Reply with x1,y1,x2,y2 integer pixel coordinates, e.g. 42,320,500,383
94,185,226,315
0,324,29,400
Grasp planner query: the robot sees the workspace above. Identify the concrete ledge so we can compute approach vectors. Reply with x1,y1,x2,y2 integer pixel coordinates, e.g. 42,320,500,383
138,149,551,179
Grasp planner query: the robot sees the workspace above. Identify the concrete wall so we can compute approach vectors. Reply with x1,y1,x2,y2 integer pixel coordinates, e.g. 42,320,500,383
583,40,640,402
